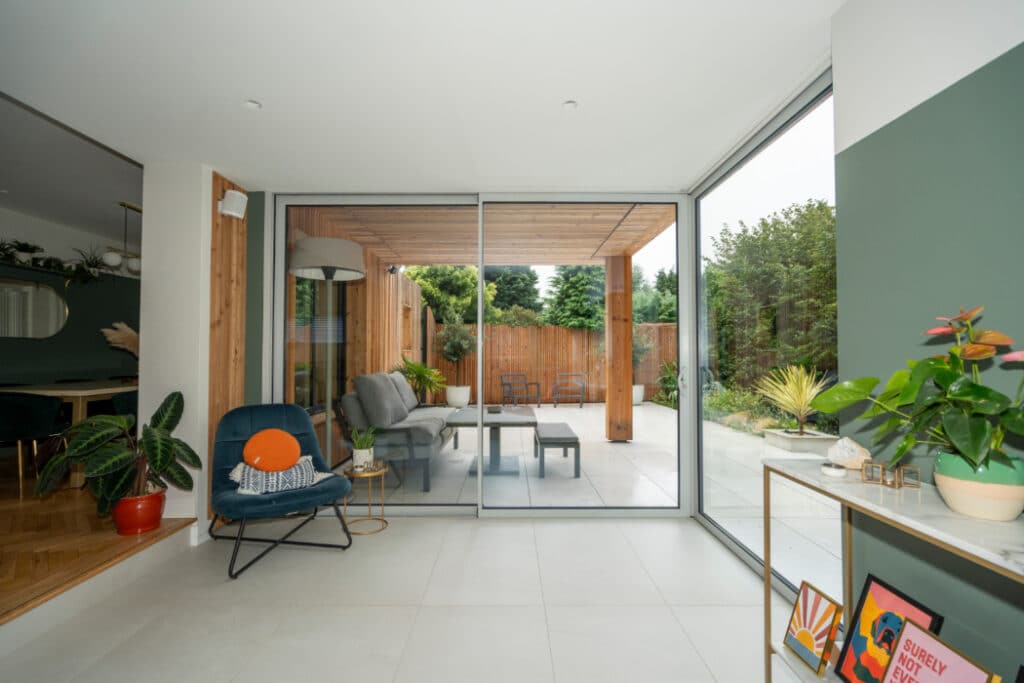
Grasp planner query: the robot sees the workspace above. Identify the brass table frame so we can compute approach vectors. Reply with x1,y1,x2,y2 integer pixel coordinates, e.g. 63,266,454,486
762,461,1024,682
343,461,389,535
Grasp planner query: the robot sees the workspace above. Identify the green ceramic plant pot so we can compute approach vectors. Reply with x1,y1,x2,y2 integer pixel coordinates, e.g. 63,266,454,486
933,451,1024,522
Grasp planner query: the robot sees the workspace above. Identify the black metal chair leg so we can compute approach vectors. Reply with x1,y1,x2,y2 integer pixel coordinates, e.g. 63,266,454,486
210,504,353,579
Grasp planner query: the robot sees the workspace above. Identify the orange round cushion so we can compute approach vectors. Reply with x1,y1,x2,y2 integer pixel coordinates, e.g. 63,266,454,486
243,429,301,472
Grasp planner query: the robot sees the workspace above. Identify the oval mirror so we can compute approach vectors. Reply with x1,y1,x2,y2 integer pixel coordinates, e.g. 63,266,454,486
0,278,69,338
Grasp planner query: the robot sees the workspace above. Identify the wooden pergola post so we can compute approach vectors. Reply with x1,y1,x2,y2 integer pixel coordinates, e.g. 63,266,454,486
605,254,632,441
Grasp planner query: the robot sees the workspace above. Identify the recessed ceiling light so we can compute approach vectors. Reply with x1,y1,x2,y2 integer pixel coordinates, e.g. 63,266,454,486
562,99,579,111
243,99,263,111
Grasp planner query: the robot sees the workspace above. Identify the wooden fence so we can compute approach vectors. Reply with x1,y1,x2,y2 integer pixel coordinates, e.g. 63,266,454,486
430,322,677,404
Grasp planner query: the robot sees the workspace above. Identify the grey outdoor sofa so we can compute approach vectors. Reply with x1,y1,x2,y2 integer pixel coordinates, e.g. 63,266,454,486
341,372,455,492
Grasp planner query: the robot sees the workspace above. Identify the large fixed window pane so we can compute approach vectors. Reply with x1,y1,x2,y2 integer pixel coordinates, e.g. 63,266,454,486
476,202,679,509
697,95,840,597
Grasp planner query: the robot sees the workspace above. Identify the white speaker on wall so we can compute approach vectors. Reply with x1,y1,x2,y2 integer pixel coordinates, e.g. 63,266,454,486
218,189,248,219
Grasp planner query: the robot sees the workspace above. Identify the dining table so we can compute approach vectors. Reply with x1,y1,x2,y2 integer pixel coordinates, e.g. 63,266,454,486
0,379,138,487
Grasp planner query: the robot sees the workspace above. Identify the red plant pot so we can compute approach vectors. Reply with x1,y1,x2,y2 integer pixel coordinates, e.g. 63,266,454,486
111,489,166,535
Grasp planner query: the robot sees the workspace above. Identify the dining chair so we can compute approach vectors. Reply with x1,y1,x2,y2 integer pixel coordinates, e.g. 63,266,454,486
0,393,64,498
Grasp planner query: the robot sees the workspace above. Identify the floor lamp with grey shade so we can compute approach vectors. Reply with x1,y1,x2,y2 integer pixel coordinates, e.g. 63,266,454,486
288,237,366,467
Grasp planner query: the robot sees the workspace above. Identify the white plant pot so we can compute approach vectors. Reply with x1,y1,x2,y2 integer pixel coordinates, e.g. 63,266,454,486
447,385,471,408
102,251,123,268
763,429,840,456
352,448,373,469
632,384,645,405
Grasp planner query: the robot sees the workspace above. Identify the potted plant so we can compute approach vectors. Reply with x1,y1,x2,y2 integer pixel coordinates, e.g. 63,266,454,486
632,329,654,405
11,240,42,264
350,427,375,469
0,239,16,263
436,309,475,407
34,391,200,534
396,356,446,404
756,365,839,455
74,246,106,274
811,305,1024,521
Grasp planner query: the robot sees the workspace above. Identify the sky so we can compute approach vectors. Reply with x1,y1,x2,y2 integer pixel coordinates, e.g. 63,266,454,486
525,96,835,298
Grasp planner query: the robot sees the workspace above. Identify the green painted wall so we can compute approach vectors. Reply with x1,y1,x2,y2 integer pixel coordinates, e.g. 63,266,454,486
836,43,1024,679
244,192,265,404
0,265,139,384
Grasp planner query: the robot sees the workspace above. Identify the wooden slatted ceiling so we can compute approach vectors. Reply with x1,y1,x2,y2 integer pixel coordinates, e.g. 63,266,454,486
286,203,675,265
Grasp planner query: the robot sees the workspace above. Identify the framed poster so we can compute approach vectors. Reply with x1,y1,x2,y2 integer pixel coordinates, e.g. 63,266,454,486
881,619,1001,683
836,574,944,683
784,581,843,675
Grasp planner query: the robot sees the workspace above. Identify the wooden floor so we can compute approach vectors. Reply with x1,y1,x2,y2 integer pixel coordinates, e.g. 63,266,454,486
0,481,193,625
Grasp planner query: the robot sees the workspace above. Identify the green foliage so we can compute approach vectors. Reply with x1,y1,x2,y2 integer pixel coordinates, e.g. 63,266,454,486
395,356,446,402
544,265,605,330
294,278,314,325
652,360,679,409
496,305,543,327
35,391,199,516
754,365,829,434
702,385,777,420
484,266,542,312
351,427,376,449
11,240,42,254
704,200,836,387
811,305,1023,469
405,265,495,323
436,309,477,363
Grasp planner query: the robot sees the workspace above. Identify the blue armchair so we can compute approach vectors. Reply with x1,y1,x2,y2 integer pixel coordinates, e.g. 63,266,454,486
208,404,353,578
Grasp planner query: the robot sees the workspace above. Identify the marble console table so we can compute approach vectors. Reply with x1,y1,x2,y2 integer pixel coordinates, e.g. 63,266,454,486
762,458,1024,682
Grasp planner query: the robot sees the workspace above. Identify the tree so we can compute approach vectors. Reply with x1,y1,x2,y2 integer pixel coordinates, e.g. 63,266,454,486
703,200,836,387
497,305,543,327
404,265,496,323
632,266,658,323
653,267,677,322
544,265,605,330
484,266,542,312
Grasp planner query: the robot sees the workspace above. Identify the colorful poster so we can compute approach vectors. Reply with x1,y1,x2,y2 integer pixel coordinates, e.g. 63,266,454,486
881,620,1000,683
784,581,842,674
836,575,944,683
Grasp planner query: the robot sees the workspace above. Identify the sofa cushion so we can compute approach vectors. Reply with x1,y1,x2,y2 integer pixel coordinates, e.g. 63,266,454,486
341,392,369,431
375,416,446,447
354,373,409,428
389,371,420,412
407,406,456,423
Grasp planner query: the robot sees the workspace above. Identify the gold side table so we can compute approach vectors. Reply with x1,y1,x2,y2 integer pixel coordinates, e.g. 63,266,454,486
342,460,388,535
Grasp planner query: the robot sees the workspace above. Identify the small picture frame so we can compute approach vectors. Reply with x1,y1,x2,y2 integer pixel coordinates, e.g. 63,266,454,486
836,574,944,683
862,461,886,484
880,619,1001,683
784,581,843,676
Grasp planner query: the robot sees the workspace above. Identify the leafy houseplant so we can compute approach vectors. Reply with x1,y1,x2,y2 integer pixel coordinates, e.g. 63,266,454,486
755,365,829,436
350,427,375,469
436,309,474,407
811,306,1024,520
12,240,42,263
35,392,200,533
395,356,446,404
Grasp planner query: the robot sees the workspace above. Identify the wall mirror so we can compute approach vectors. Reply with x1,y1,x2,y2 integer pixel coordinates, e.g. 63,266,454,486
0,278,69,338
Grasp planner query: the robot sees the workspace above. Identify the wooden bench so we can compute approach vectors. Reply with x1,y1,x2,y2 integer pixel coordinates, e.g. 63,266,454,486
533,422,580,478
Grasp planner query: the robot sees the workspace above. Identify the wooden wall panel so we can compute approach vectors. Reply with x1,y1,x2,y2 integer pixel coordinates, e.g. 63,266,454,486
208,172,247,514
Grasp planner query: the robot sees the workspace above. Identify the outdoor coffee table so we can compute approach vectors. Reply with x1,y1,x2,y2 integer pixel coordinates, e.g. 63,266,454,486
446,406,537,476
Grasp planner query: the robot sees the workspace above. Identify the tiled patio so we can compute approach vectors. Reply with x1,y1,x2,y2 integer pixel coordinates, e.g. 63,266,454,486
346,403,841,599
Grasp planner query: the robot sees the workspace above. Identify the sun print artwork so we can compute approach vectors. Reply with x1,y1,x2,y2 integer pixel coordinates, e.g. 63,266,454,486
784,581,843,675
836,575,944,683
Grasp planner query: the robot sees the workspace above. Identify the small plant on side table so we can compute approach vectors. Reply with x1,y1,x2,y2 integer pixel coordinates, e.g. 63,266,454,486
350,427,376,469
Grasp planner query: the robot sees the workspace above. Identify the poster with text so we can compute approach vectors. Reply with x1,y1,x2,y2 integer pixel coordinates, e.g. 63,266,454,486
881,620,1000,683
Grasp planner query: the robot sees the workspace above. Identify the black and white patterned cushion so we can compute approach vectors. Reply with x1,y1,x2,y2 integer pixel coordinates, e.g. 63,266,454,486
228,455,336,495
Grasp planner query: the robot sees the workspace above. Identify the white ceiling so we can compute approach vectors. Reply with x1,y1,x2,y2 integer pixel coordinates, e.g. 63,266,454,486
0,95,142,243
0,1,841,194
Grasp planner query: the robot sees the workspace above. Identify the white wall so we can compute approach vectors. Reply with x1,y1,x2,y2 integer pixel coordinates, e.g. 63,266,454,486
138,163,212,536
832,0,1024,153
0,206,131,261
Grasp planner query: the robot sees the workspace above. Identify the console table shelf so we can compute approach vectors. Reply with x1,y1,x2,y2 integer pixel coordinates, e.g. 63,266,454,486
762,459,1023,682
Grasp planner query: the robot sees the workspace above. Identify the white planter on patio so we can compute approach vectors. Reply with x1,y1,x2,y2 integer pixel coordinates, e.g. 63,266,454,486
446,385,471,408
763,428,839,456
632,384,645,405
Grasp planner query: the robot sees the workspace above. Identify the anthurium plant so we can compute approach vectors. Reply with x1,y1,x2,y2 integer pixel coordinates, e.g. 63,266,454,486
811,306,1024,468
35,391,200,515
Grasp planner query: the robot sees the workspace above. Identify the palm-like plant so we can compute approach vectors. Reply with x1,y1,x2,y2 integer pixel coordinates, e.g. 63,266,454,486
35,392,199,515
755,365,829,435
395,356,446,403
